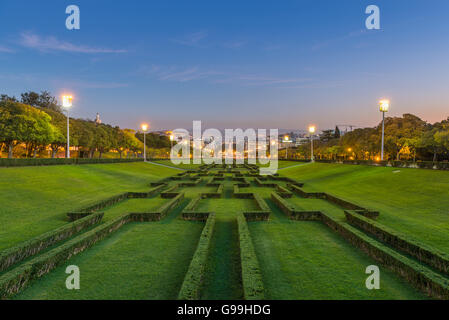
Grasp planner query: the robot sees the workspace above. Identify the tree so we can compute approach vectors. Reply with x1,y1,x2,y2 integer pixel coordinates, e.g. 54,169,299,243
21,91,61,113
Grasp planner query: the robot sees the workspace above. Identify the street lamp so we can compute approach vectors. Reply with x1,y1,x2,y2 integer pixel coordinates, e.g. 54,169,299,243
379,99,390,160
170,134,174,149
62,95,73,158
309,125,316,162
141,123,148,161
283,135,290,159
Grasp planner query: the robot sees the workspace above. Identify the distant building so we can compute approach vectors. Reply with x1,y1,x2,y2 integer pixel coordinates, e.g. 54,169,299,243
95,113,101,125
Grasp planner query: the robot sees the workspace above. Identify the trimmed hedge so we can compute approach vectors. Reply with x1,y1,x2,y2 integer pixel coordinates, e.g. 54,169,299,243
287,184,378,219
161,184,180,198
254,178,277,188
316,159,449,171
0,213,132,299
0,213,104,273
275,185,293,198
0,158,143,167
67,185,166,221
270,192,321,221
237,213,265,300
130,193,185,221
178,213,216,300
345,211,449,275
243,194,271,221
320,213,449,300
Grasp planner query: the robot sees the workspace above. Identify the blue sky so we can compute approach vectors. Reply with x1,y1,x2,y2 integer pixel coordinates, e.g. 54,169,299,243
0,0,448,131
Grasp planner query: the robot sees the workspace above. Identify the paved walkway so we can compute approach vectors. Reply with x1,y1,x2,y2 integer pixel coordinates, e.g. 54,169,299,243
144,161,186,170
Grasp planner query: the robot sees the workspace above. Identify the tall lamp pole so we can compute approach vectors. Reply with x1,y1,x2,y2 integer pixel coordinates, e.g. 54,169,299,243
62,95,73,158
141,124,148,161
283,135,290,159
309,125,316,162
379,100,390,161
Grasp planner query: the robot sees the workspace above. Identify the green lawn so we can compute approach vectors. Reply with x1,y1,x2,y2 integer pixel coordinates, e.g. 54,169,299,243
15,216,204,299
0,162,176,250
281,163,449,254
100,197,170,221
196,184,258,300
150,160,202,169
249,201,426,299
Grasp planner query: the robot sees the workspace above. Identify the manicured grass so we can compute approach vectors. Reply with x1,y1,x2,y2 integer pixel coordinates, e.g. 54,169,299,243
196,184,258,300
281,163,449,254
0,162,176,250
100,197,170,221
248,202,427,299
151,160,202,169
15,217,204,300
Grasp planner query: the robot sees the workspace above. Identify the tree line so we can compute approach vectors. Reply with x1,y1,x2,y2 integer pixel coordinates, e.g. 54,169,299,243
0,91,171,159
292,113,449,162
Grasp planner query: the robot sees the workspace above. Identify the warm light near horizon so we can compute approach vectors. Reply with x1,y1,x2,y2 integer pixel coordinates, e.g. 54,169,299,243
308,125,316,134
170,135,174,141
62,95,73,108
379,99,390,112
141,123,148,132
283,135,289,141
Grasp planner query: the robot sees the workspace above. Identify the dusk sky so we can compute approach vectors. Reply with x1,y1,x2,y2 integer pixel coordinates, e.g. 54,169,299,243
0,0,448,131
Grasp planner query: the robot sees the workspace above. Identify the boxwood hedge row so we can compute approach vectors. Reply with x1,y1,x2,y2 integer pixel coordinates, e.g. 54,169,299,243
345,211,449,275
130,193,185,221
321,213,449,299
178,213,216,300
237,213,265,300
0,158,143,167
0,213,104,273
67,184,166,221
275,185,293,198
0,213,132,299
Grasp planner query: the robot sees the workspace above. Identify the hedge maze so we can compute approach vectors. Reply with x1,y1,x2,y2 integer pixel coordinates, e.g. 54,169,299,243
1,163,449,299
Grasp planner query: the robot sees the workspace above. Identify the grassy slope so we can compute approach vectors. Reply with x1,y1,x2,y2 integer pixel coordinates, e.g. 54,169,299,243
281,163,449,253
15,212,204,299
249,199,426,299
0,162,176,250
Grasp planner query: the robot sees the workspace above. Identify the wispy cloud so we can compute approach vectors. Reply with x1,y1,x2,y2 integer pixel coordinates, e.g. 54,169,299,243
18,32,127,54
0,45,14,53
222,41,247,49
171,31,208,47
311,29,369,50
139,64,311,87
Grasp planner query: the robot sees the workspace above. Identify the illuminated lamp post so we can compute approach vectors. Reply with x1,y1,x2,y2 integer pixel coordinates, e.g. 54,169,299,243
309,125,316,162
379,99,390,161
141,123,148,161
62,95,73,158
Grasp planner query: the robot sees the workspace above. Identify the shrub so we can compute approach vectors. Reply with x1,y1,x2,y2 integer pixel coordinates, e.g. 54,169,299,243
275,185,293,198
0,213,104,273
0,213,132,299
345,211,449,275
237,213,265,300
178,213,216,300
0,158,143,168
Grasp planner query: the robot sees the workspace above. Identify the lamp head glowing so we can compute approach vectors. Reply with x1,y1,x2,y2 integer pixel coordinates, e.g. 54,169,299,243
379,99,390,112
170,135,174,141
284,135,289,141
62,95,73,108
308,125,316,134
141,124,148,132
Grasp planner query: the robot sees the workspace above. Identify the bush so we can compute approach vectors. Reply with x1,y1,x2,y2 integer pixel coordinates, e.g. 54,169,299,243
0,213,104,273
345,210,449,275
237,213,265,300
320,212,449,299
275,185,293,198
178,213,216,300
0,213,132,299
0,158,143,167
